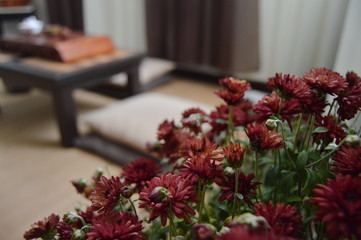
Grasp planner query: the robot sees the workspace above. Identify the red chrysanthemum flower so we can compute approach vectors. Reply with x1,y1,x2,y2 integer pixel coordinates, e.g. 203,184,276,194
222,142,245,168
122,158,161,192
216,225,277,240
24,214,59,240
336,71,361,120
332,145,361,177
186,137,224,162
181,107,208,135
77,206,96,225
254,201,303,240
310,175,361,239
245,123,284,151
90,176,124,216
207,103,253,140
301,91,328,116
215,77,251,105
215,171,259,206
156,120,196,164
87,212,144,240
303,68,348,95
313,116,347,145
157,120,175,140
254,91,302,123
139,173,198,226
57,221,74,240
270,73,313,105
179,155,223,185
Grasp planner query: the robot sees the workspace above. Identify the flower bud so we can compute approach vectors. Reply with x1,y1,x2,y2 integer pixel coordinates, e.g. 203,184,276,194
149,186,168,203
172,236,186,240
345,135,360,148
92,167,104,182
71,178,89,193
63,212,79,224
265,119,278,130
218,226,230,235
224,167,235,177
71,229,86,240
120,185,133,199
222,142,245,169
227,213,267,230
193,223,217,240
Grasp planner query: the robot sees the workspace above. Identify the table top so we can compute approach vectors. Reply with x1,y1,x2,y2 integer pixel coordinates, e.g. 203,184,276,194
0,50,144,89
0,50,143,73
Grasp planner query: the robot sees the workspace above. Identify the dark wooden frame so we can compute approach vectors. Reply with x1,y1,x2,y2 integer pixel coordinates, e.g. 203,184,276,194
0,53,144,147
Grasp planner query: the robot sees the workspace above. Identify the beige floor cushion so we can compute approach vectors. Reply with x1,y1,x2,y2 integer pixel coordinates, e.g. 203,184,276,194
109,58,176,87
80,92,213,153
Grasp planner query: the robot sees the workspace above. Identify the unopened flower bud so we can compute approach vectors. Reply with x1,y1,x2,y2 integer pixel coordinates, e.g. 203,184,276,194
63,212,79,224
149,186,168,203
71,178,89,193
193,223,217,240
120,185,133,199
227,213,267,230
265,119,278,130
172,236,185,240
93,167,104,182
218,226,230,235
345,135,360,148
224,167,235,177
71,229,86,240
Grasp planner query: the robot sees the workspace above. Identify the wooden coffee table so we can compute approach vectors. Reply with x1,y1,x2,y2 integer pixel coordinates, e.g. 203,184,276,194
0,50,144,147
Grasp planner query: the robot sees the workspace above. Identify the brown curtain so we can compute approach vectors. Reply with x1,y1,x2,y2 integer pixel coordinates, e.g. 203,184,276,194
46,0,84,31
146,0,259,72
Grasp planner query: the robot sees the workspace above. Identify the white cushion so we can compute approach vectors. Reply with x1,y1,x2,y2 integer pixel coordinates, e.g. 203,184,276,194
80,92,213,153
110,58,176,87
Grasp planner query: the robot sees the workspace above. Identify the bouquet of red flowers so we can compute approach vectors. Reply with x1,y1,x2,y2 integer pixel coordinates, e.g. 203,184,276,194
24,68,361,240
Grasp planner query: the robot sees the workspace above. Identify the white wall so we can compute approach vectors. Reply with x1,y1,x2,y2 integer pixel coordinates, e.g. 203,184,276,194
334,0,361,76
83,0,146,52
83,0,355,82
238,0,349,82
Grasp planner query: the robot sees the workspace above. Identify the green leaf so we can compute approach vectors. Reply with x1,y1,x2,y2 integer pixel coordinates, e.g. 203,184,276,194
235,126,245,131
269,116,280,121
235,193,244,200
216,118,228,124
259,157,272,166
285,141,294,151
264,167,278,187
325,144,338,151
296,151,308,170
279,170,297,189
312,127,328,134
286,195,302,203
303,215,314,225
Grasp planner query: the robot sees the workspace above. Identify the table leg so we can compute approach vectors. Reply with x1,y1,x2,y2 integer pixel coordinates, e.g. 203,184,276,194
125,66,142,95
52,88,78,147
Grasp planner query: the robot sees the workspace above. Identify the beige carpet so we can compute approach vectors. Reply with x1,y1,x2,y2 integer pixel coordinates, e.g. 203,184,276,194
0,77,221,240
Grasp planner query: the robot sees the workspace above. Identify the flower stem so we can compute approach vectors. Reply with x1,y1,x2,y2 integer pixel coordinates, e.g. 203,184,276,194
301,115,312,151
255,152,264,201
279,121,296,169
168,199,176,239
306,138,346,168
327,99,336,116
129,198,138,217
232,168,240,219
305,115,315,150
255,151,259,182
293,113,303,150
277,97,283,117
227,106,234,145
198,184,207,223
